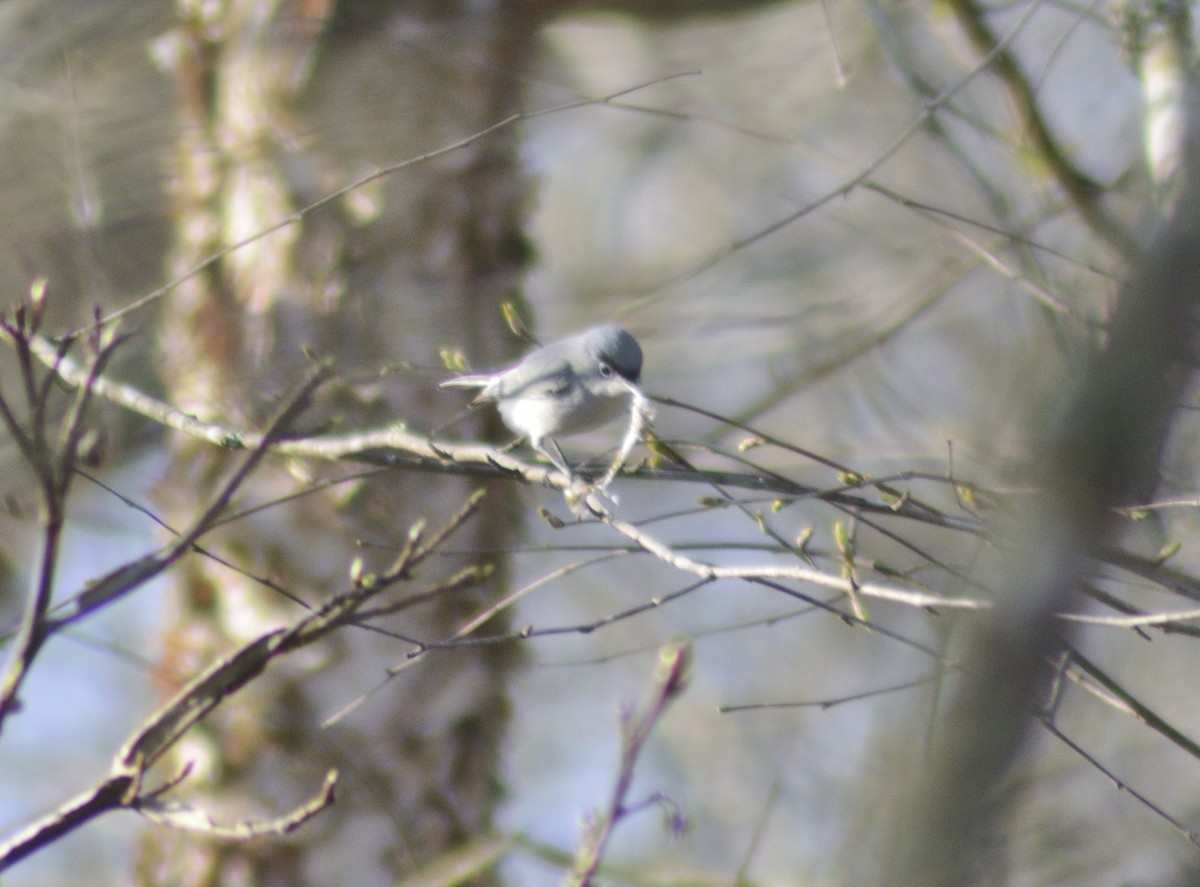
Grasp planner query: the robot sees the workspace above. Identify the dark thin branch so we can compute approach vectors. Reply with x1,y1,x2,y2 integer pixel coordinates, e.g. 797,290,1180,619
0,312,125,733
943,0,1136,255
1065,644,1200,762
45,359,334,632
80,73,700,336
0,495,484,871
1041,718,1200,848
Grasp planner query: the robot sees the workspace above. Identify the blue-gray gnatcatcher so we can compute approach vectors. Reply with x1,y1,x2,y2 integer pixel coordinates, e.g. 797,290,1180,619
441,325,644,478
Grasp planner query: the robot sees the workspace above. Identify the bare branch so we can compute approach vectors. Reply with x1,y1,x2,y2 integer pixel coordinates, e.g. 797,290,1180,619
566,642,691,887
20,329,990,539
582,493,989,610
133,771,338,839
44,359,334,632
0,773,137,871
0,493,484,871
1041,719,1200,848
0,310,126,732
78,72,701,336
943,0,1136,254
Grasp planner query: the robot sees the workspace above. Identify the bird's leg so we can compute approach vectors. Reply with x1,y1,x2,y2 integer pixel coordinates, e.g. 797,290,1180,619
537,438,598,511
536,438,575,479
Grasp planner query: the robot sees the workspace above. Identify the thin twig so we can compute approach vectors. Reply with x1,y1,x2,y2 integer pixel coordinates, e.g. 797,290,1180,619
78,72,701,336
133,771,338,839
0,495,484,871
1041,718,1200,848
565,642,691,887
0,316,124,731
629,0,1059,300
46,360,334,631
942,0,1136,255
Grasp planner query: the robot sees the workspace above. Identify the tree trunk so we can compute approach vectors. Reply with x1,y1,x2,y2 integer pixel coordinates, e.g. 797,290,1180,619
138,3,534,884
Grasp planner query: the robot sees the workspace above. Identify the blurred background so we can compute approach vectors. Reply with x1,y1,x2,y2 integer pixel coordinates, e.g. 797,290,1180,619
0,1,1195,885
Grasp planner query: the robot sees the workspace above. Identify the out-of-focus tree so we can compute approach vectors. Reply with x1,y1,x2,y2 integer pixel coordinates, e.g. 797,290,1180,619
136,2,533,884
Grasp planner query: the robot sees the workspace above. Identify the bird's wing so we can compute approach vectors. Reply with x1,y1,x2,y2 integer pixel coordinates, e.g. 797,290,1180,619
491,357,574,400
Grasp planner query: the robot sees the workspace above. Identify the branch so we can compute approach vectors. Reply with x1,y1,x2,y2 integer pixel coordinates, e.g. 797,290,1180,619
39,306,1200,635
0,773,138,871
566,642,691,887
0,494,486,871
43,359,334,633
0,297,127,732
886,18,1200,877
582,493,989,610
632,0,1065,296
21,330,988,537
118,499,487,772
80,73,701,335
133,771,338,839
942,0,1136,255
14,325,995,634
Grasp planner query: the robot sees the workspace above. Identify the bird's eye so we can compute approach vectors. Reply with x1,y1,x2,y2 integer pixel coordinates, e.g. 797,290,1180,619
599,363,613,377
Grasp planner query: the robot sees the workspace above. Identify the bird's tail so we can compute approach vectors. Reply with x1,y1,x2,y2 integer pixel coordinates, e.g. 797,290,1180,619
439,374,491,389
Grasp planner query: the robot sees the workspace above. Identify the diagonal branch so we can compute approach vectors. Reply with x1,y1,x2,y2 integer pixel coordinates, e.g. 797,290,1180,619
581,493,989,610
0,494,485,872
942,0,1136,255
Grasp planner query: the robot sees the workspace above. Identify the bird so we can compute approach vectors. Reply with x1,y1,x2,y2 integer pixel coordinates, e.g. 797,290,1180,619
440,325,644,478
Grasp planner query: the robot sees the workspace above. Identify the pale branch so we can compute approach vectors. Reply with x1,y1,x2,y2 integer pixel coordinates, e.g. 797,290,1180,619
323,528,971,732
133,771,338,839
22,314,1200,636
42,320,1200,629
0,768,338,873
22,329,987,535
745,577,948,660
1059,605,1200,628
0,773,139,871
1073,585,1200,641
580,492,990,610
44,360,334,633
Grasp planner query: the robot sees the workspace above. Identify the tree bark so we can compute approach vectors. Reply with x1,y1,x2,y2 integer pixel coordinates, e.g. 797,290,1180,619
139,3,533,884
